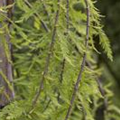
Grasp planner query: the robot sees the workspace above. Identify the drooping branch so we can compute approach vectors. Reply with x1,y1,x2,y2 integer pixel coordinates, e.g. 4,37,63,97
32,0,61,108
39,0,50,19
66,0,69,32
58,0,70,102
86,61,108,110
59,59,66,83
59,0,69,84
24,0,49,32
64,0,90,119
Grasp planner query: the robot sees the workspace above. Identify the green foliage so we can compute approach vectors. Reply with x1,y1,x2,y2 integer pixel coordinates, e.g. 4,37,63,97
0,0,118,120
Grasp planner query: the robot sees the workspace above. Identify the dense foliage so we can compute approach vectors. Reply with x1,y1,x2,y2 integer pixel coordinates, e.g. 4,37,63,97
0,0,120,120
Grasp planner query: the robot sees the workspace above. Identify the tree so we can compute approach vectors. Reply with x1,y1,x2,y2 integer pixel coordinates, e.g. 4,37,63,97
0,0,120,120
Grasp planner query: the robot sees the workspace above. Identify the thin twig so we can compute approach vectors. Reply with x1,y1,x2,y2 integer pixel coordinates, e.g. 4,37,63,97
59,0,69,84
39,0,50,19
66,0,69,31
86,61,108,109
96,78,108,109
59,59,66,83
58,0,69,102
64,0,90,119
24,0,49,32
32,0,61,108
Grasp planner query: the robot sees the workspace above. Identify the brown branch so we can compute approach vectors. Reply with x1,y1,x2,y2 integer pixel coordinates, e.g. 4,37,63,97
32,0,61,108
64,0,90,119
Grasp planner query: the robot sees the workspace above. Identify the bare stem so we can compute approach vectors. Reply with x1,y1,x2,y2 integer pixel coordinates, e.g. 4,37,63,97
64,0,90,119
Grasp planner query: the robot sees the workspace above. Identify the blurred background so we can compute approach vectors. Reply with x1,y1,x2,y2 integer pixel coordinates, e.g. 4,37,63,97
96,0,120,108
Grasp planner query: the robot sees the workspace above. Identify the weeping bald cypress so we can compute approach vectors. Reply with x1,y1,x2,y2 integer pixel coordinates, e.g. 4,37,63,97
0,0,119,120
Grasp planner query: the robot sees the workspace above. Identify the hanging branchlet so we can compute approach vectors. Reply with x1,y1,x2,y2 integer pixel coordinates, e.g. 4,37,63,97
58,0,70,102
59,0,69,84
64,0,90,119
24,0,49,32
86,61,108,110
39,0,50,19
32,0,61,108
66,0,69,32
97,78,108,109
59,59,66,83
